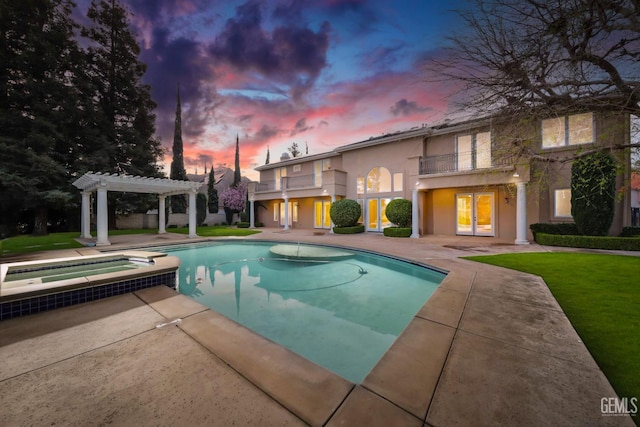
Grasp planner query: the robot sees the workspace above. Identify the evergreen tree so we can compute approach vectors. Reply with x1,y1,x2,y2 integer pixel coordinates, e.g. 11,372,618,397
169,83,188,212
233,134,241,187
207,165,219,213
571,151,617,236
83,0,164,216
0,0,81,235
265,146,270,165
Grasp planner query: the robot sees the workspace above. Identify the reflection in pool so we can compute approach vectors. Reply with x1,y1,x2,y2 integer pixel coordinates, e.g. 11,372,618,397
161,241,444,383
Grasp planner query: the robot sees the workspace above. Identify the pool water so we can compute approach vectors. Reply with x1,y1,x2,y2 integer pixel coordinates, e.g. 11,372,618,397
162,241,444,383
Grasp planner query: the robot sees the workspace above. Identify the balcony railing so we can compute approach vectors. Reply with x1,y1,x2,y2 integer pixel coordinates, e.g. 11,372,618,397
419,151,514,175
256,174,319,192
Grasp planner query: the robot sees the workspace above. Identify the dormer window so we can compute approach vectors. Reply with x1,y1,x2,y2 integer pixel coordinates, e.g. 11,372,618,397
542,112,593,148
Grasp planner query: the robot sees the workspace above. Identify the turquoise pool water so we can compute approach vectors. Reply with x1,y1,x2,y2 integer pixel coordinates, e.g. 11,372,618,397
161,241,444,383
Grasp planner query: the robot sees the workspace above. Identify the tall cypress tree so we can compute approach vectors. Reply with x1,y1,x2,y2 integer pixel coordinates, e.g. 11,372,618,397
233,134,241,187
169,83,188,212
265,146,270,165
207,164,218,213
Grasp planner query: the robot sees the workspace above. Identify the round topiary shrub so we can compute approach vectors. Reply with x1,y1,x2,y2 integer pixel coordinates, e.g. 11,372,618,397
330,199,361,227
385,198,412,228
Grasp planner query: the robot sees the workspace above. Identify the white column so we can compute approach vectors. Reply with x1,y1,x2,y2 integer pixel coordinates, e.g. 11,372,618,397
283,195,290,231
188,190,197,238
249,199,255,229
515,182,530,245
329,194,336,234
411,188,420,238
158,196,166,234
81,191,92,239
96,185,110,246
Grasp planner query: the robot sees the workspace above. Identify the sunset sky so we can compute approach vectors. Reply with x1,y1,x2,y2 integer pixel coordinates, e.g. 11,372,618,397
76,0,468,179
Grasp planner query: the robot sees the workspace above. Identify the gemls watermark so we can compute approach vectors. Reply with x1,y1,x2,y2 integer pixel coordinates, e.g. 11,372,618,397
601,397,638,417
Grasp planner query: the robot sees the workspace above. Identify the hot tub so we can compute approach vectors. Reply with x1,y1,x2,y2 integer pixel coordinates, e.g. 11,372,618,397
0,252,180,321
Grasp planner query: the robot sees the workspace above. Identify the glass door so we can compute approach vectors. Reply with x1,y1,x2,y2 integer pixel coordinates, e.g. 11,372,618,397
366,198,392,231
456,194,473,235
474,193,494,236
314,200,331,229
456,193,494,236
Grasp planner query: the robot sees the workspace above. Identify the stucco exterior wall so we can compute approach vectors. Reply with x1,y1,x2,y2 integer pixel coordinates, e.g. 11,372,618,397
340,136,423,201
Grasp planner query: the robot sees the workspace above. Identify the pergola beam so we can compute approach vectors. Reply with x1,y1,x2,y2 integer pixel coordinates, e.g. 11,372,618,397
72,172,203,245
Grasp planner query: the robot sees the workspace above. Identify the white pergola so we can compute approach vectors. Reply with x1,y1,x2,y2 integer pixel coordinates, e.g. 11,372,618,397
72,172,203,246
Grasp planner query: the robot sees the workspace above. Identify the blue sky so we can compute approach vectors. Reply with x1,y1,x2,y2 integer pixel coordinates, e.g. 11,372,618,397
76,0,468,178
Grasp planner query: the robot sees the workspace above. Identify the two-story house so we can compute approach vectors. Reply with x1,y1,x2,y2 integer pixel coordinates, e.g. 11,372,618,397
248,111,633,243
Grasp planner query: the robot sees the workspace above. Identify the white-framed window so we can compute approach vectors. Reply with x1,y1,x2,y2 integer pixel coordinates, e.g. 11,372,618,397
456,131,491,170
273,203,279,221
393,173,403,192
366,167,392,193
275,167,287,190
554,189,572,218
356,177,364,195
542,112,593,148
278,202,298,225
313,159,331,187
356,199,364,223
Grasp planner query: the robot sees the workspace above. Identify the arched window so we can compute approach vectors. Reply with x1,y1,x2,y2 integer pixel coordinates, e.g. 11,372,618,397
366,167,392,193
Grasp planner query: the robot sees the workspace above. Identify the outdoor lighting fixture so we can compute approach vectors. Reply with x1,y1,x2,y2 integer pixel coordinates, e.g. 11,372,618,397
505,197,509,204
513,171,520,178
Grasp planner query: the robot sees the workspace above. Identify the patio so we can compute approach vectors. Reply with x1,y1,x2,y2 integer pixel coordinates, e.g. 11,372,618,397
0,229,634,426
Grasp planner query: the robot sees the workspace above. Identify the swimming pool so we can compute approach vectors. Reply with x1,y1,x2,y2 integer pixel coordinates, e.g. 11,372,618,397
162,241,444,383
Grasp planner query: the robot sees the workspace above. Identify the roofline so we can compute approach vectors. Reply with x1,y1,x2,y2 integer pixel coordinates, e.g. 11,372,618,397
335,116,493,153
254,151,341,171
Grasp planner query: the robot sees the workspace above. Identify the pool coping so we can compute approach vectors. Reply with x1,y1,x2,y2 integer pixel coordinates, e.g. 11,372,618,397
0,230,634,426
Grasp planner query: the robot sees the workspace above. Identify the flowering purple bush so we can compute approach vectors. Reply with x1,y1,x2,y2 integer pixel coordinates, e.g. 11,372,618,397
220,183,247,212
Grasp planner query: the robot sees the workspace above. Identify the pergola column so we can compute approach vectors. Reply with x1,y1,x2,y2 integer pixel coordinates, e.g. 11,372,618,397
188,190,198,238
96,184,110,246
329,194,336,234
81,191,92,239
158,196,166,234
283,194,289,231
515,182,530,245
249,198,255,229
411,188,420,238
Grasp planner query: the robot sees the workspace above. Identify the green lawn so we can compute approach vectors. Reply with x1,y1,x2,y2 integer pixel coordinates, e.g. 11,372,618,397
0,232,85,255
168,226,261,237
0,226,261,256
465,252,640,403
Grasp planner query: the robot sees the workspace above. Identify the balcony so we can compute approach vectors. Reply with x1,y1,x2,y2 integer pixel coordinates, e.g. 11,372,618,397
253,170,347,198
255,174,318,192
419,151,514,175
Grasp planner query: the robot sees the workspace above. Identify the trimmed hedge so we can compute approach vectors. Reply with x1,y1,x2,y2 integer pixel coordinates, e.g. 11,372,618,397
620,226,640,237
529,223,579,237
236,222,264,228
535,233,640,251
333,224,365,234
383,227,412,237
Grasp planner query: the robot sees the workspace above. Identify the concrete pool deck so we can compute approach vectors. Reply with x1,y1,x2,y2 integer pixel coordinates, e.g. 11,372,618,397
0,229,636,426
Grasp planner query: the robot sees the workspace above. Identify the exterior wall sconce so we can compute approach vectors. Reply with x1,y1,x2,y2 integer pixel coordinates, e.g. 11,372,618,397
505,197,510,204
513,171,520,178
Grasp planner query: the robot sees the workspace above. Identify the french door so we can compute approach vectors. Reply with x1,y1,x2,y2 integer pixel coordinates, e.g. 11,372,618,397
456,193,494,236
314,200,331,229
366,198,391,232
